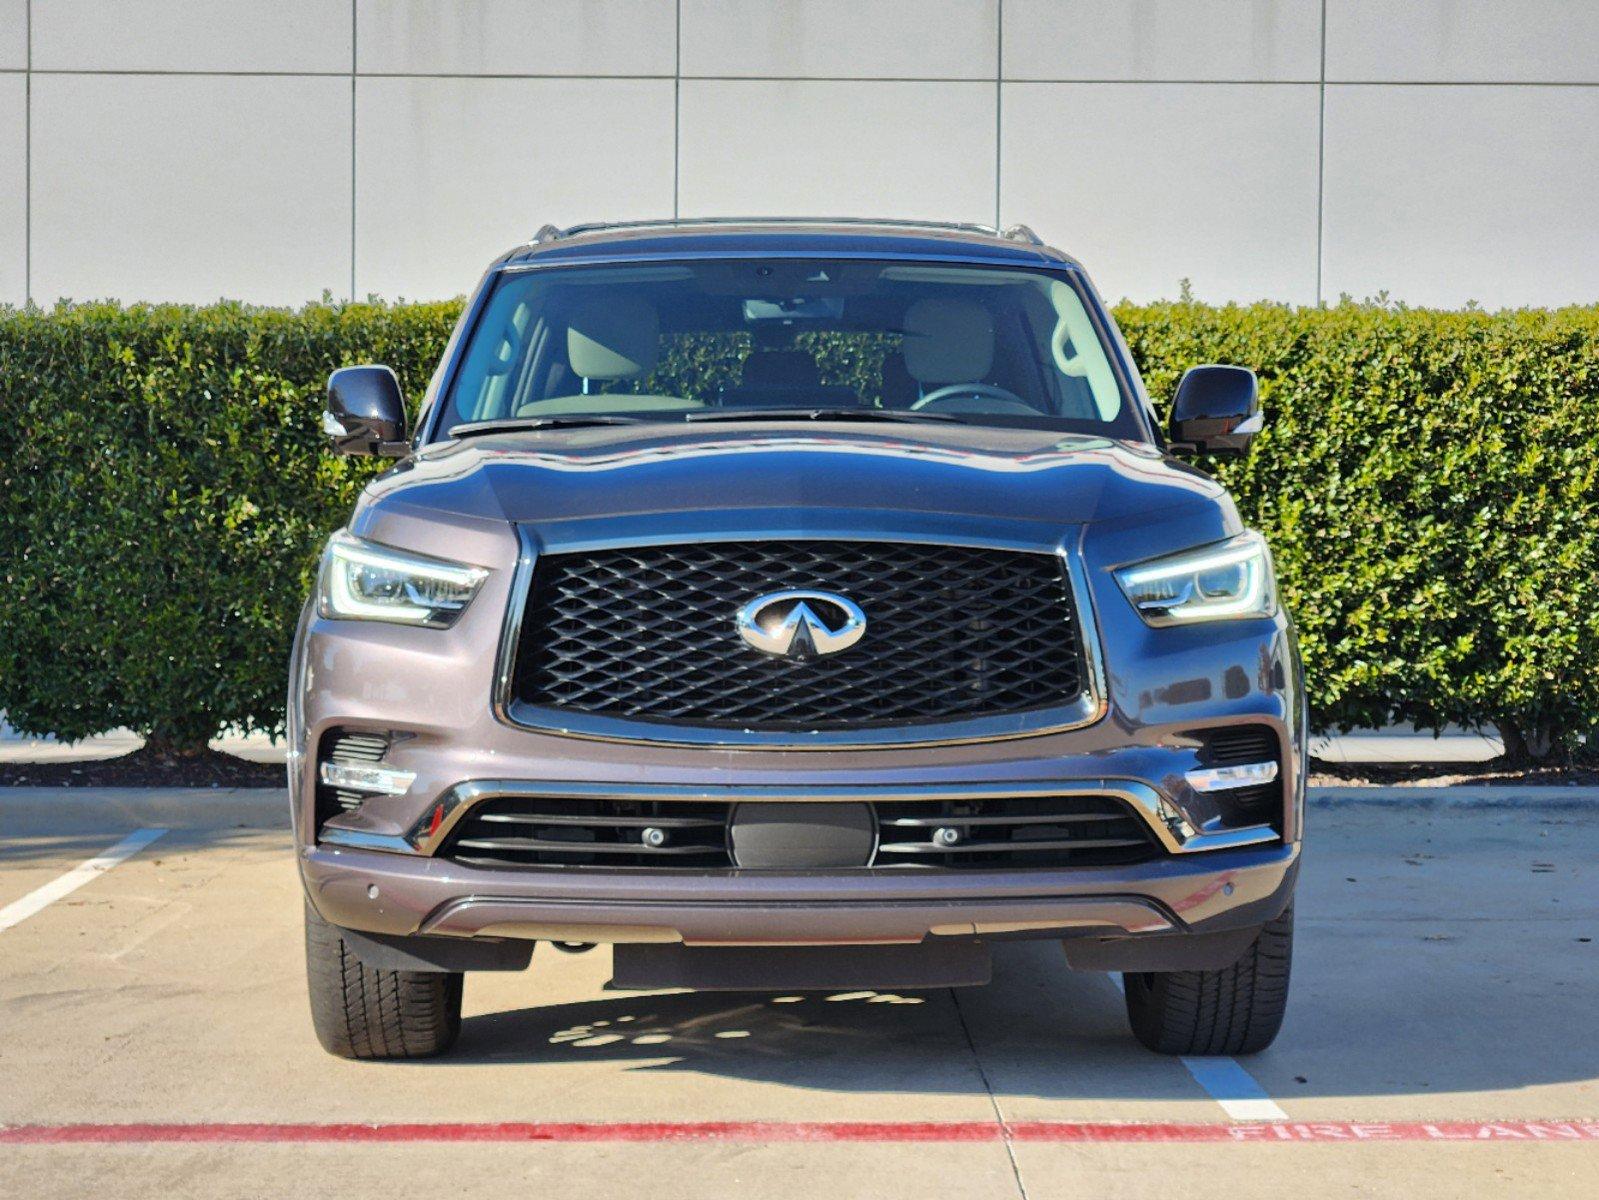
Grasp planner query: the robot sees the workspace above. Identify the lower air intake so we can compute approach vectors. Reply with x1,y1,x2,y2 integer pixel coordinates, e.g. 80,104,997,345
442,798,734,869
873,795,1158,869
438,794,1160,871
1197,726,1282,813
314,730,389,833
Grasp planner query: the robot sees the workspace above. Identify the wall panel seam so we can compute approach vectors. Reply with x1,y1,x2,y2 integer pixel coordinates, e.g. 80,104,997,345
994,0,1002,228
350,0,356,301
1316,0,1326,304
355,71,676,80
1003,78,1320,86
23,0,29,303
36,71,1579,86
677,74,1018,84
30,68,353,77
1325,79,1599,87
25,70,698,80
673,0,680,219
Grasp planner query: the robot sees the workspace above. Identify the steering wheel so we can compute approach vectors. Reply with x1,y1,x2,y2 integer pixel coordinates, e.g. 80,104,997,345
910,382,1034,413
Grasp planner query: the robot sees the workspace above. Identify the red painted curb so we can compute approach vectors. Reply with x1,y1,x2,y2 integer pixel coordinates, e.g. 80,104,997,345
4,1120,1599,1146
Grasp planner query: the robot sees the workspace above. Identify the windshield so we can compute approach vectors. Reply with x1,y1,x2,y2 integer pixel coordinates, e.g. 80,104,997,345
436,259,1145,439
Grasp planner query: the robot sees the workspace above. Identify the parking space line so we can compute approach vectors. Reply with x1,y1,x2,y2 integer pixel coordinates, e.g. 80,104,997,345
1098,975,1288,1122
3,1120,1597,1145
0,828,168,934
1180,1057,1289,1120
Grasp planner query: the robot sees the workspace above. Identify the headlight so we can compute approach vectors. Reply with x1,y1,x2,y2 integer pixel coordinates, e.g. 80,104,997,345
317,530,487,627
1115,531,1277,626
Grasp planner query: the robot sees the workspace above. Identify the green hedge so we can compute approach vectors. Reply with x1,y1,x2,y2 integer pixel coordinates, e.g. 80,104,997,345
1116,300,1599,759
0,300,458,748
2,297,1595,756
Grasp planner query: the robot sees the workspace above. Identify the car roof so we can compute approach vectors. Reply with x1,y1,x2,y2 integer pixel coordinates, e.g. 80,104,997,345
496,217,1082,271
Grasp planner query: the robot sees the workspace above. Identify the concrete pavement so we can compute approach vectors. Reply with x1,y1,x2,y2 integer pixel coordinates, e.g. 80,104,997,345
1,788,1595,1198
0,719,1510,765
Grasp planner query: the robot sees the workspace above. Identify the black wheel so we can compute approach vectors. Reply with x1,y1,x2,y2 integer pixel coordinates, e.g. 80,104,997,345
304,901,463,1060
1123,901,1294,1056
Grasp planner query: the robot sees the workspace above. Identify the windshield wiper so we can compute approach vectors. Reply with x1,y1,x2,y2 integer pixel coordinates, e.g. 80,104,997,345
447,415,658,437
684,407,966,425
448,408,969,438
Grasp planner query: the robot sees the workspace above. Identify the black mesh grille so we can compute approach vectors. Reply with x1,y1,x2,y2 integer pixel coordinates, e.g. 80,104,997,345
511,540,1086,730
439,794,1159,871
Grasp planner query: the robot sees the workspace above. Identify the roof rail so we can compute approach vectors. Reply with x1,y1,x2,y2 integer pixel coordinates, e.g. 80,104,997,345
1001,223,1044,246
528,216,1046,244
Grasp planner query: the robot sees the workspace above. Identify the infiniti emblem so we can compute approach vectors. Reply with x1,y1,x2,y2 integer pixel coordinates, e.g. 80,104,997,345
736,590,867,660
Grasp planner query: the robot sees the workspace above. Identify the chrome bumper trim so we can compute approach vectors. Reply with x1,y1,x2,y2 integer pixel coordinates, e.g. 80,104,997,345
316,777,1281,859
318,761,417,796
1185,759,1279,793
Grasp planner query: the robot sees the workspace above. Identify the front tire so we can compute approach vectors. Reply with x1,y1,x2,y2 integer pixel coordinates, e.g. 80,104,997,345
1123,901,1293,1056
304,901,463,1060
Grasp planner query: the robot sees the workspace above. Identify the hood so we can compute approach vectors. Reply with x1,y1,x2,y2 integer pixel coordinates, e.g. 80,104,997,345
358,422,1228,535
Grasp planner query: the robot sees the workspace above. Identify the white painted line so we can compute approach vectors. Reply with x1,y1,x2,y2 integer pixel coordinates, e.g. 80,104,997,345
1180,1057,1288,1121
0,828,168,933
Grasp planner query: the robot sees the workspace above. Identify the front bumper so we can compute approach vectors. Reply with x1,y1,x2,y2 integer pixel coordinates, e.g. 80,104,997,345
303,819,1297,949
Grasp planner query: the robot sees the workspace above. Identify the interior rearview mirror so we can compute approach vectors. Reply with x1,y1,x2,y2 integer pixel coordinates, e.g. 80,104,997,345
325,365,408,457
1168,365,1261,457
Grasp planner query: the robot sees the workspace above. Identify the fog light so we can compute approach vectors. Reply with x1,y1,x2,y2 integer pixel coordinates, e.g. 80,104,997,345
1185,760,1279,793
641,826,669,848
933,826,962,847
318,761,417,796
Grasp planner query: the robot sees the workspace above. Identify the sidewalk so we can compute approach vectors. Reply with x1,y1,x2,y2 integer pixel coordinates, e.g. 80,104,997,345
1308,724,1502,764
0,720,283,765
0,720,1507,767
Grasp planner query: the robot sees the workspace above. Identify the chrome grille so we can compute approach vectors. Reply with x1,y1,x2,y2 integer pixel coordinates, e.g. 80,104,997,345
510,540,1086,730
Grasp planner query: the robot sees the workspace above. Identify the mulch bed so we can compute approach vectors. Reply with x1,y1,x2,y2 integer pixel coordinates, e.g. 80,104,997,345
0,745,285,788
1308,758,1599,788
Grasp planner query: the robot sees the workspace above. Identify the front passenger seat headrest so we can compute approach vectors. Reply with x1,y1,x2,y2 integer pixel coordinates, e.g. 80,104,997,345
901,298,994,384
567,294,660,379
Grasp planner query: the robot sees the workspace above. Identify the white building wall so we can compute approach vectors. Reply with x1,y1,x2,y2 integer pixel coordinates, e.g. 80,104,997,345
1,0,1595,308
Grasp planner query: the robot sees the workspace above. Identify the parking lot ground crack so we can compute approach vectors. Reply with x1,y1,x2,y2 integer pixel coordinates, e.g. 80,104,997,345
951,986,1031,1200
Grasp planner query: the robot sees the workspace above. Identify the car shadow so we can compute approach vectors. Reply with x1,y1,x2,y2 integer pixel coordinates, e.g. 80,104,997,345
444,931,1599,1103
453,968,1014,1096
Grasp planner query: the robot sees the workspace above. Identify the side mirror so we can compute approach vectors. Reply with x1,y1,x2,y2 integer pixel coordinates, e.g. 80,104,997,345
324,365,408,457
1168,365,1261,457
